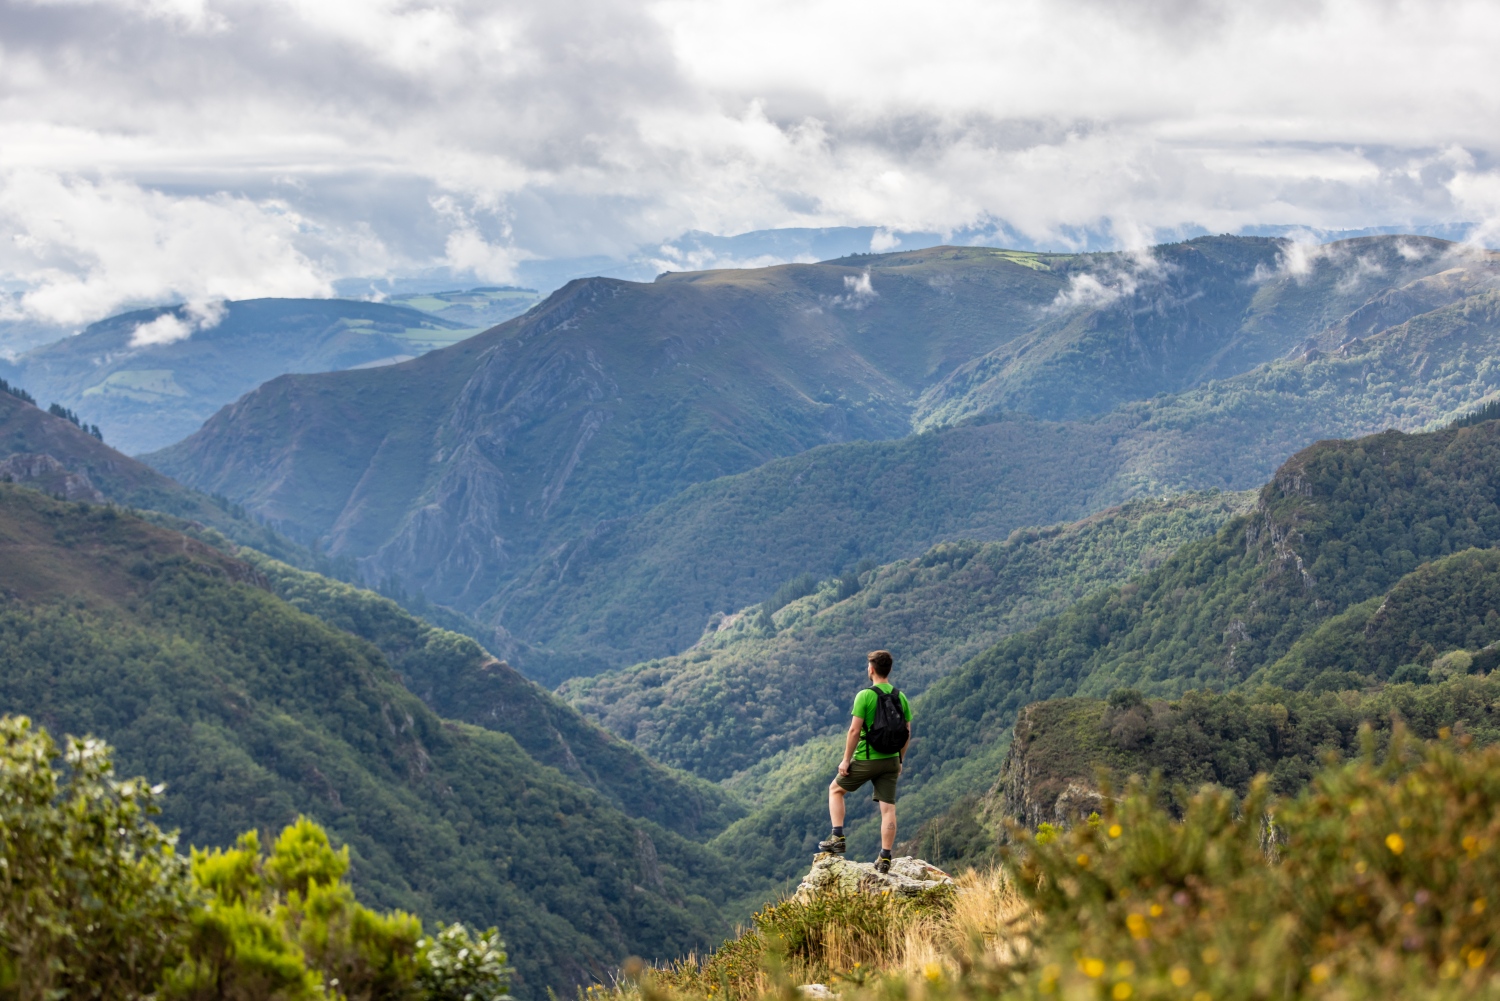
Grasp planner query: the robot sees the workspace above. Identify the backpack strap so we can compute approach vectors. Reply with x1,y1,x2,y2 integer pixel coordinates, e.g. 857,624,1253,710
860,686,877,760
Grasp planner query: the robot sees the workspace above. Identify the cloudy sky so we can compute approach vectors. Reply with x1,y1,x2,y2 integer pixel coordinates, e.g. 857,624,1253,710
2,0,1499,328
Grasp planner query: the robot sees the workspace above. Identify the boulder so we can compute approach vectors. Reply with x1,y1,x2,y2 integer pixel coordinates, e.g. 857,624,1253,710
795,854,955,901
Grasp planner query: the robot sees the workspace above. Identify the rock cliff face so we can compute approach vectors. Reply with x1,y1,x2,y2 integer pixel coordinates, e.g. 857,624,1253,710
0,453,105,503
997,700,1110,829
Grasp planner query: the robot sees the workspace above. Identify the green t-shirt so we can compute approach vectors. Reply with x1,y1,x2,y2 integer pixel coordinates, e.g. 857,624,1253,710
851,683,913,760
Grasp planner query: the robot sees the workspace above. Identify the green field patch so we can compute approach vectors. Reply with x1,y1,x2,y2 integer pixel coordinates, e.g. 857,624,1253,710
392,325,484,347
82,369,188,400
990,249,1053,271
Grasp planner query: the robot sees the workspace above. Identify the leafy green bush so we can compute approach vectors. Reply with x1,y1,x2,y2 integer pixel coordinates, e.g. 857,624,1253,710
416,924,512,1001
0,715,512,1001
0,715,195,1000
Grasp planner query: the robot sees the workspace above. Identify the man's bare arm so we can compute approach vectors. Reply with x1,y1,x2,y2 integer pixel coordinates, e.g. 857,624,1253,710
839,717,862,774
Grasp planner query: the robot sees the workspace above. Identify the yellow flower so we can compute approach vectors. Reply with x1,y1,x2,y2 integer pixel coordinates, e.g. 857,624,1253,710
1170,967,1190,987
924,963,943,983
1126,913,1149,939
1310,964,1330,984
1112,982,1134,1000
1469,949,1487,969
1077,853,1091,867
1082,958,1106,978
1108,824,1123,838
1192,993,1212,1001
1385,833,1405,855
1201,948,1220,965
1474,898,1487,914
1116,962,1135,977
1149,903,1164,917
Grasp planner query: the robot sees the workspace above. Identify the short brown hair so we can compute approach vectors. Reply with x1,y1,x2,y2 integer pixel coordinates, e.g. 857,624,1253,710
867,650,893,677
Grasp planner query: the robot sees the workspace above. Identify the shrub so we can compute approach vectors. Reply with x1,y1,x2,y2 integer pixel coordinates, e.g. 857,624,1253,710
0,716,195,999
1004,727,1500,1000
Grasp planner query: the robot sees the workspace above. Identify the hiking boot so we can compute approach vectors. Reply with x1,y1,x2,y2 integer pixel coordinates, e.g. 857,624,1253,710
873,855,892,874
816,834,846,856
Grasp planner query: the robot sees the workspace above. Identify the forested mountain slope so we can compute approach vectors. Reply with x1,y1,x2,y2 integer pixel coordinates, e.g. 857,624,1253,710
506,281,1500,675
710,418,1500,885
242,550,741,838
0,485,751,995
3,298,470,455
562,491,1253,779
0,387,313,565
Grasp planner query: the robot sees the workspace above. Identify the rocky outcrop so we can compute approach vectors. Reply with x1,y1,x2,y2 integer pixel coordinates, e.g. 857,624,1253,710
0,452,106,503
795,854,954,901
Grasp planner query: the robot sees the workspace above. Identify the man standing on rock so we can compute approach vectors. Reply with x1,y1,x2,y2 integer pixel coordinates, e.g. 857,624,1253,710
818,649,912,874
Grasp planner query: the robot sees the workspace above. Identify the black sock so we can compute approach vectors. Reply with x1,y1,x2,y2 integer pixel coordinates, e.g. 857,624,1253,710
879,848,892,858
831,826,844,837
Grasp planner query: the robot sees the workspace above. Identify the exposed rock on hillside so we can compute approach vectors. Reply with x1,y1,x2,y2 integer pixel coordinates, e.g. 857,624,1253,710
0,452,105,503
796,854,954,901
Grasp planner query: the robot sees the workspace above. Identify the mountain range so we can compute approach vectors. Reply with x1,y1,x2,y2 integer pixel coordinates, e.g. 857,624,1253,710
143,234,1500,681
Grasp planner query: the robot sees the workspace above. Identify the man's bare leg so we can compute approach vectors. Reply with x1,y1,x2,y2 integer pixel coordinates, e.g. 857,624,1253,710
828,779,848,828
879,800,897,851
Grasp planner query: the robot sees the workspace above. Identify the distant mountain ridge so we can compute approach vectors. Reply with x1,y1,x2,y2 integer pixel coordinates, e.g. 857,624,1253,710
146,247,1072,633
1,298,477,455
143,235,1500,681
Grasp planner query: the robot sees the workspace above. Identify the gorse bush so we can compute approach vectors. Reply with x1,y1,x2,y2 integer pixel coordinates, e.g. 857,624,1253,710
0,716,511,1001
1004,726,1500,1001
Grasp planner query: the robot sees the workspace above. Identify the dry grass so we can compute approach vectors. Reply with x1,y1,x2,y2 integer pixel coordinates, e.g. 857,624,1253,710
893,868,1031,982
634,868,1032,1001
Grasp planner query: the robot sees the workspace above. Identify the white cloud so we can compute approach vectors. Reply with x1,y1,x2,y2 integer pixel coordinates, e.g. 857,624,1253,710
830,268,876,309
0,171,334,326
0,0,1498,332
129,299,226,346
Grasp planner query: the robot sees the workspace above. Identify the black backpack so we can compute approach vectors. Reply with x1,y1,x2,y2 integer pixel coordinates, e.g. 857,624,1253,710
863,686,909,756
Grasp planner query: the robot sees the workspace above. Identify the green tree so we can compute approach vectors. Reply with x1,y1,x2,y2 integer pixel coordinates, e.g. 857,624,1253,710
0,715,196,1001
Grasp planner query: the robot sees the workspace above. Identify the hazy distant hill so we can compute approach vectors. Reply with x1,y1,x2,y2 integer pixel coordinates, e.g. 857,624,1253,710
2,298,471,454
388,285,540,327
914,235,1485,426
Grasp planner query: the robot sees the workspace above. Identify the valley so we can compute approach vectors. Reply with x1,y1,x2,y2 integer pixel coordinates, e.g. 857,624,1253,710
5,234,1500,995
